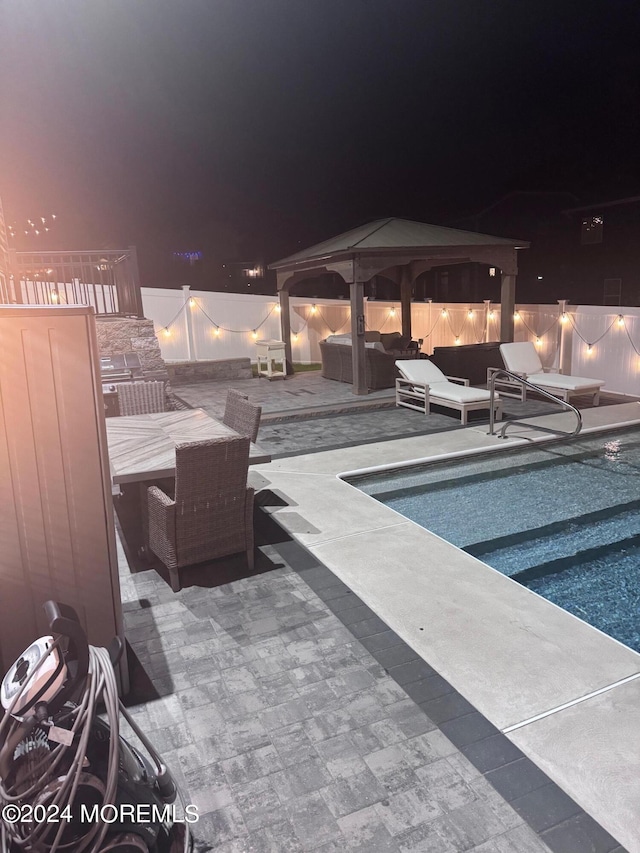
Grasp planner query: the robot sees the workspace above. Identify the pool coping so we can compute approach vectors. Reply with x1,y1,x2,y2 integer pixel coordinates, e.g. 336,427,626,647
253,402,640,852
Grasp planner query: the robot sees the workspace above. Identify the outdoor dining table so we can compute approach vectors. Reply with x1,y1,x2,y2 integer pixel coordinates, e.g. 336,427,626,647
106,407,271,487
105,408,271,561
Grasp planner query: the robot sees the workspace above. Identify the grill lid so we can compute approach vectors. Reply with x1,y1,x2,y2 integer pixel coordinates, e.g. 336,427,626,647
99,353,143,383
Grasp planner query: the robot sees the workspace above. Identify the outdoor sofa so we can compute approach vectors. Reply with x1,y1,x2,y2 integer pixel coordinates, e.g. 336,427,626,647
319,332,420,390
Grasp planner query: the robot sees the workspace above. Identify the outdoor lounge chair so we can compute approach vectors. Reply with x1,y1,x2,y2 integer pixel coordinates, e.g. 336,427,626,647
495,342,604,405
147,435,254,592
395,359,502,425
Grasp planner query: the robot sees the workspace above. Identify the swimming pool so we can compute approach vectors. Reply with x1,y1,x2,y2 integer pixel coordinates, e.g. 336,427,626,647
352,427,640,652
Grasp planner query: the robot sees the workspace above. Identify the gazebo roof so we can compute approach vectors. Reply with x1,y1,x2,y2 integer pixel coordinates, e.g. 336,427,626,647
271,217,529,269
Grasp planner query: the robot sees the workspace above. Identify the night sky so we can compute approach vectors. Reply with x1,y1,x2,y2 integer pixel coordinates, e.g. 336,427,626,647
1,0,640,270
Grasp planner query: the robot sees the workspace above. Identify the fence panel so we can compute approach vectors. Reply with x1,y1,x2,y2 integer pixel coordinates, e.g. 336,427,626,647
141,287,190,361
570,306,640,396
142,289,640,395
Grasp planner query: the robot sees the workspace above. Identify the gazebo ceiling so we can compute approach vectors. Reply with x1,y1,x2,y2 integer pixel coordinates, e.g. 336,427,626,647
270,217,529,271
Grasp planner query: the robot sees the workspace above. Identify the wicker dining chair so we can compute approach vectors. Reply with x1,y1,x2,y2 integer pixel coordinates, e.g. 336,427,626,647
222,388,262,443
116,381,166,416
146,435,254,592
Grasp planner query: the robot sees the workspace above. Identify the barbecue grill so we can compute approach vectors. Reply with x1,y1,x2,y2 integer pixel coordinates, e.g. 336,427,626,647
100,353,143,417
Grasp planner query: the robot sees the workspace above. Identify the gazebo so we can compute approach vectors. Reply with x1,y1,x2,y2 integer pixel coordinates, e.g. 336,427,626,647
270,218,529,395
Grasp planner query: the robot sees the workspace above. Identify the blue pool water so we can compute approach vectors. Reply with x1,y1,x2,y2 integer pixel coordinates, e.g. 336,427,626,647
353,428,640,652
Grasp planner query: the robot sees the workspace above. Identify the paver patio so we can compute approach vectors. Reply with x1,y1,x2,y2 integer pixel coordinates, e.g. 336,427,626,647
116,376,633,852
119,531,558,853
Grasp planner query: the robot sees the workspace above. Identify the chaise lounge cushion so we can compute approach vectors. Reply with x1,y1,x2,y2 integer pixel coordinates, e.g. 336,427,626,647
397,360,493,402
499,342,605,392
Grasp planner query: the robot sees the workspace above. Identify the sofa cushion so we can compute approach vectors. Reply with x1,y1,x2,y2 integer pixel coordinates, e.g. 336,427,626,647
325,334,352,345
384,334,412,351
380,332,401,349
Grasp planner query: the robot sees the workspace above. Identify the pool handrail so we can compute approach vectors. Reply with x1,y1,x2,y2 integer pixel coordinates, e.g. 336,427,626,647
488,368,583,439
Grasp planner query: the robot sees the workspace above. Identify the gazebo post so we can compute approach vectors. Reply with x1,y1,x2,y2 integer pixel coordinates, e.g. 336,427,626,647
500,273,516,342
350,279,367,395
278,287,294,375
400,265,412,339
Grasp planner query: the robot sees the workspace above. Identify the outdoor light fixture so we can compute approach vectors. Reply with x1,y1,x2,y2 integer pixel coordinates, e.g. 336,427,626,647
489,267,496,277
537,276,543,280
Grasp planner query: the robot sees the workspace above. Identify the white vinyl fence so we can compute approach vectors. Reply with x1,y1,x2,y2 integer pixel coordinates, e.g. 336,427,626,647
141,287,640,397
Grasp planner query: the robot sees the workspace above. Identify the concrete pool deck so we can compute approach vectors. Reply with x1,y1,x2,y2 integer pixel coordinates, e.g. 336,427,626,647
252,401,640,852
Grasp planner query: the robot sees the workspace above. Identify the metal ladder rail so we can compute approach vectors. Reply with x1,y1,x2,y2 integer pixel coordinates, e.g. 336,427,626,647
488,368,582,439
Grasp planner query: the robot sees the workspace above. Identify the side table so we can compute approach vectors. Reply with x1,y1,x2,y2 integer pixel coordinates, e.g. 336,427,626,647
256,339,286,380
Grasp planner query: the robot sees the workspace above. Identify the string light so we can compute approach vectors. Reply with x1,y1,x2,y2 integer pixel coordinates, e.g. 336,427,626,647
189,298,196,307
389,307,396,317
514,311,520,320
51,291,58,303
586,344,593,355
8,212,59,241
310,304,317,315
441,309,447,317
488,310,495,319
536,337,542,347
274,303,281,313
560,313,568,324
467,310,474,319
454,337,460,345
618,315,625,327
163,327,171,337
251,330,258,340
214,327,221,336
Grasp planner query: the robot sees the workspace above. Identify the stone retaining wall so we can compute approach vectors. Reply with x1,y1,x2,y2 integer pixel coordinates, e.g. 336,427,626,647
95,316,168,381
167,358,252,383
